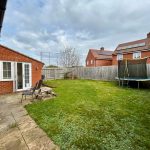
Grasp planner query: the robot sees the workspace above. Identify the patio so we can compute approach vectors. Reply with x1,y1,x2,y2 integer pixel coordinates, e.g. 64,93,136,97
0,93,59,150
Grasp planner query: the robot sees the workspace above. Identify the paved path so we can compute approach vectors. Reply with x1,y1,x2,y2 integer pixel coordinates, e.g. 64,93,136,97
0,93,59,150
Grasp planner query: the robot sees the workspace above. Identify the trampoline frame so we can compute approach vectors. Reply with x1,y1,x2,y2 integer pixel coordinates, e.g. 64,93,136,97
117,58,150,88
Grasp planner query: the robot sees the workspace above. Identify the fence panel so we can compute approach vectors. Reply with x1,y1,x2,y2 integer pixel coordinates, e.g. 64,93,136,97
42,66,118,81
42,68,66,79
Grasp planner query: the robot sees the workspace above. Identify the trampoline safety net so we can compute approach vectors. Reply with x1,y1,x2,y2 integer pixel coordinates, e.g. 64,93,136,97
118,58,147,79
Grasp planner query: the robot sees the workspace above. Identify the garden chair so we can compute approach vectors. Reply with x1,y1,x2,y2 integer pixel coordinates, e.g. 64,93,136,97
21,86,36,103
36,79,43,89
21,82,38,103
21,79,43,103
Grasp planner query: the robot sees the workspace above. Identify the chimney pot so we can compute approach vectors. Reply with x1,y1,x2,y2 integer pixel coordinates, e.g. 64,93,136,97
147,32,150,38
100,47,104,51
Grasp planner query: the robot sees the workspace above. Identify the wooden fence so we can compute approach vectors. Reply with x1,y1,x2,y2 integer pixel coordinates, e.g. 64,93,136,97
42,64,150,81
42,68,67,79
42,66,118,81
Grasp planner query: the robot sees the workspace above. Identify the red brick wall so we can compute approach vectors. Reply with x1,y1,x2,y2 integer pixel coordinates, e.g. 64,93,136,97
86,51,96,67
0,81,13,94
95,59,112,66
32,62,43,86
141,51,150,60
112,55,117,65
0,45,44,94
112,51,150,65
86,50,112,67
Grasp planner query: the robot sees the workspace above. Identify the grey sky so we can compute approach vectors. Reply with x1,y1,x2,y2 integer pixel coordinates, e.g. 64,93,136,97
1,0,150,65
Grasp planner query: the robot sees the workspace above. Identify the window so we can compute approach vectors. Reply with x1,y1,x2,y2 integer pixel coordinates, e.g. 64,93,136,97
117,54,123,60
3,62,12,79
133,52,141,59
91,60,93,64
87,61,89,65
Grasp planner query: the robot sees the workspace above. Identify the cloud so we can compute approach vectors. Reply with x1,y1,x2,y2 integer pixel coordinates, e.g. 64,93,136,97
1,0,150,65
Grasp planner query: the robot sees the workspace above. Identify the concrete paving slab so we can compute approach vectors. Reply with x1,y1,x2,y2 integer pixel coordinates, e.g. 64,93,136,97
12,109,28,122
16,115,33,125
22,127,46,144
0,104,12,116
18,120,38,134
0,127,28,150
0,114,15,134
0,93,59,150
28,135,59,150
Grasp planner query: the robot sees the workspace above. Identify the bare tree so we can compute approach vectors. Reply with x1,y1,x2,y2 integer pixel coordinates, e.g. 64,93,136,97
59,47,80,67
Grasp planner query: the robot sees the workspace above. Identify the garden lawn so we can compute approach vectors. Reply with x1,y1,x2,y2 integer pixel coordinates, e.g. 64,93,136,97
25,80,150,150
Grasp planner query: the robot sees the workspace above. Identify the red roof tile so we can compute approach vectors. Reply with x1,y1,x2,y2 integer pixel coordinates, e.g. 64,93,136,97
89,49,113,60
113,37,150,55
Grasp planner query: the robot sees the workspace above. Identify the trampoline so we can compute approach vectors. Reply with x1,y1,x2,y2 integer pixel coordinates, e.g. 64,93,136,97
116,58,150,88
116,77,150,88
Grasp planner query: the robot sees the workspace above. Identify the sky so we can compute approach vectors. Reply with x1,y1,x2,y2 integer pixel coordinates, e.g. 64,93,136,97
1,0,150,65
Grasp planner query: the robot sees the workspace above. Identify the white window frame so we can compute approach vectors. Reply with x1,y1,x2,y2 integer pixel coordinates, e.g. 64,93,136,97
0,61,14,81
133,51,141,59
117,54,123,60
23,63,32,90
15,62,32,91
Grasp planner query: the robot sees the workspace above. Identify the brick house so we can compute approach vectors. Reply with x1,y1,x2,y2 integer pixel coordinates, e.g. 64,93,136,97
86,47,113,67
0,45,44,94
112,33,150,65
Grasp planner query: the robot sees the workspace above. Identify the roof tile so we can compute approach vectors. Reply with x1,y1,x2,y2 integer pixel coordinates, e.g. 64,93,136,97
113,37,150,54
89,49,113,60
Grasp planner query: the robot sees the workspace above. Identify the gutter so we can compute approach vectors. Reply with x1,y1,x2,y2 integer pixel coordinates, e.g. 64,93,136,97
113,49,150,55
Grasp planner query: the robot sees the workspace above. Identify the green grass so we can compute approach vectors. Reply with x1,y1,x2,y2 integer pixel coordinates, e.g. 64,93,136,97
25,80,150,150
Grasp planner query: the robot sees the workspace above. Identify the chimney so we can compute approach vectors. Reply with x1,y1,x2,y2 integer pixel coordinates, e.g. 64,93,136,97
100,47,104,51
147,32,150,38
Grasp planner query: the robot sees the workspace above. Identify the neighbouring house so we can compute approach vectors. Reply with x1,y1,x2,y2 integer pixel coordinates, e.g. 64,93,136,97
0,45,44,94
86,47,113,67
112,32,150,65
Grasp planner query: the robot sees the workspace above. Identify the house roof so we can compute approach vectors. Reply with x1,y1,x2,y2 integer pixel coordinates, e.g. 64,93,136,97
89,49,113,60
0,0,7,33
0,44,44,65
113,35,150,55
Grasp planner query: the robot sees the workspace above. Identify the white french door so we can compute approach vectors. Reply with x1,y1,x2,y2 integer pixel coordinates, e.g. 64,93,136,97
23,63,32,90
16,62,32,90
